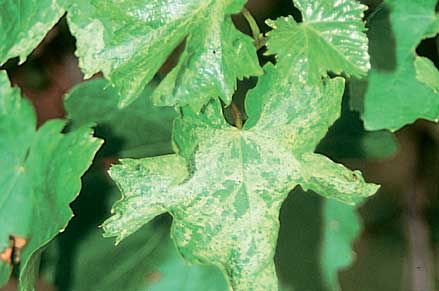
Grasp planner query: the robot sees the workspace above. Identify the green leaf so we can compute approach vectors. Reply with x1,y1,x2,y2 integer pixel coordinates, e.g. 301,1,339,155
266,0,370,84
0,0,65,64
415,56,439,93
149,234,228,291
321,199,361,291
64,79,176,158
353,0,439,131
317,101,399,161
42,163,227,291
1,0,262,109
67,0,262,109
0,72,102,290
61,221,227,291
103,63,378,290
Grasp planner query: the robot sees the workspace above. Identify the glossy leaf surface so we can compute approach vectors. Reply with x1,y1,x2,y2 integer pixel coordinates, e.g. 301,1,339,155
103,63,378,290
1,0,262,109
67,0,262,109
266,0,370,84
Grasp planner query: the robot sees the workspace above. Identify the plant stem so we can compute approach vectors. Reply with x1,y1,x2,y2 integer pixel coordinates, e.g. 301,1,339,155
242,8,260,40
242,8,267,50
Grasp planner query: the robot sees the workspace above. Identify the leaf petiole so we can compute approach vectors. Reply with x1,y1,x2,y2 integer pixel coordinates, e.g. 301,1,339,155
242,8,266,50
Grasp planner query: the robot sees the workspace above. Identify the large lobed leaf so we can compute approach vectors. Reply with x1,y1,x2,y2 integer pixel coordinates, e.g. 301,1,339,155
353,0,439,131
103,61,378,290
0,0,262,110
0,72,102,290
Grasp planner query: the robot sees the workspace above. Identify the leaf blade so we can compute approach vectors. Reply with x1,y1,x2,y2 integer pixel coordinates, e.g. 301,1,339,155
0,0,65,65
354,0,439,130
67,0,262,109
266,0,370,84
321,200,362,291
0,72,102,290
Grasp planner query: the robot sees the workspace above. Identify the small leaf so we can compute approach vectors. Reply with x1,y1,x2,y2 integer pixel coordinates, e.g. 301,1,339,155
0,72,102,290
266,0,370,84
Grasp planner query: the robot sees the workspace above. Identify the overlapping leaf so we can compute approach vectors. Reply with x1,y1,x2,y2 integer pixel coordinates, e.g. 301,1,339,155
103,61,378,290
64,79,176,158
66,0,262,109
0,72,102,290
415,56,439,93
266,0,370,84
0,0,65,64
0,0,378,290
0,0,262,109
353,0,439,131
58,222,227,291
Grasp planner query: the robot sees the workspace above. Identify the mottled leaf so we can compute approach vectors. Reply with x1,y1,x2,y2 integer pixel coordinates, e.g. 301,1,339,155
64,79,176,158
103,64,378,290
266,0,370,84
0,0,65,65
67,0,262,109
0,72,102,290
321,199,361,291
1,0,262,109
353,0,439,130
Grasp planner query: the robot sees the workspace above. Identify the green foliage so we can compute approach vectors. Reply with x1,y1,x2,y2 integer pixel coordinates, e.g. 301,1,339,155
321,200,361,291
103,60,377,290
64,79,176,158
0,0,65,64
68,0,263,109
0,72,102,289
0,0,262,109
415,56,439,93
57,221,227,291
7,0,436,289
95,0,380,287
149,235,228,291
352,0,439,131
266,0,370,84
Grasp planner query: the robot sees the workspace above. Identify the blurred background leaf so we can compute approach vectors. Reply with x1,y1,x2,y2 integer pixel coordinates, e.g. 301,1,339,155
64,79,176,158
